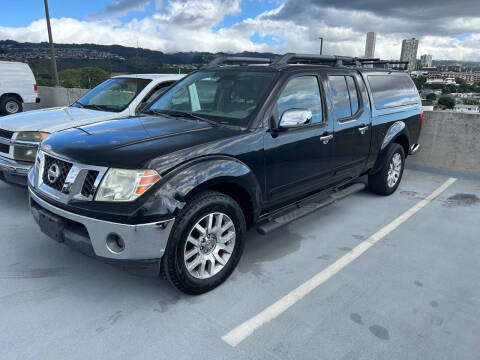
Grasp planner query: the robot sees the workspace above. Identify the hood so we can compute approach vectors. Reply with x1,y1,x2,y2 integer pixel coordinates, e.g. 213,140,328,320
0,106,122,133
41,115,241,168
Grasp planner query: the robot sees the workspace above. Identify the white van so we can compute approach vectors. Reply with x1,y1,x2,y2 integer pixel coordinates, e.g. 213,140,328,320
0,61,39,115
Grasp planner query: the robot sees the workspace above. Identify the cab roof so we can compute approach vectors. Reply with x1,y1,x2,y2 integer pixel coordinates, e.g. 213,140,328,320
112,74,185,81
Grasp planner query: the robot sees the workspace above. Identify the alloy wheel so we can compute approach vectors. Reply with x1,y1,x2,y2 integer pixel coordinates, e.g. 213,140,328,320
184,212,236,279
387,152,402,188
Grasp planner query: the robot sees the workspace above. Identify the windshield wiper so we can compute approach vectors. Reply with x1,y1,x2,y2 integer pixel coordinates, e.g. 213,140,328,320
167,111,219,127
82,104,109,112
74,101,85,108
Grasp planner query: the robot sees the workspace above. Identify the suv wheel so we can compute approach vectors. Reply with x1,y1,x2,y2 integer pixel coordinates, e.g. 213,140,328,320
162,191,246,294
368,143,405,196
0,96,22,115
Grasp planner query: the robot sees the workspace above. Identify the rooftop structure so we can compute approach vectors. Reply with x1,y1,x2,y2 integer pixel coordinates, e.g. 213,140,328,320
364,32,376,59
400,38,419,72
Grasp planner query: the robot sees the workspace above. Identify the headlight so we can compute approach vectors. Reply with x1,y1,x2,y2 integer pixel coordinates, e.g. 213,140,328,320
13,147,37,162
16,131,50,142
13,132,49,162
95,169,161,202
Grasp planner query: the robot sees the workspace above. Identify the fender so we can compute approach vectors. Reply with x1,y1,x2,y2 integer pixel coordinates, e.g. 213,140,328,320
142,155,262,221
370,121,410,174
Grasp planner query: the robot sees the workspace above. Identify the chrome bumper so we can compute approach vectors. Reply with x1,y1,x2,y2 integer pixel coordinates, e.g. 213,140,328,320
0,155,32,175
409,144,421,155
29,188,175,260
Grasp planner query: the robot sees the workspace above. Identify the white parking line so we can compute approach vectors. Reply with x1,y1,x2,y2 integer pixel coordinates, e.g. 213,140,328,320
222,177,457,347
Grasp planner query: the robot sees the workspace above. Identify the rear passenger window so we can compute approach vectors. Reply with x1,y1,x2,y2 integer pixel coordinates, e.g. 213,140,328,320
277,76,323,124
367,75,419,110
345,76,359,115
329,76,350,119
329,75,361,121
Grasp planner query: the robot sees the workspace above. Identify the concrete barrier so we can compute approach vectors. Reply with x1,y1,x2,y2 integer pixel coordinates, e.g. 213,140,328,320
408,111,480,176
25,86,89,110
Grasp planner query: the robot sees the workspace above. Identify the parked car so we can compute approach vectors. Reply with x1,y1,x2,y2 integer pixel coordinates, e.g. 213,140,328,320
0,61,40,115
0,74,184,186
28,54,422,294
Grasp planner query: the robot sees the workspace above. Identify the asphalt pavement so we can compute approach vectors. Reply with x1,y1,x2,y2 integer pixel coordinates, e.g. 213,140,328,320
0,167,479,360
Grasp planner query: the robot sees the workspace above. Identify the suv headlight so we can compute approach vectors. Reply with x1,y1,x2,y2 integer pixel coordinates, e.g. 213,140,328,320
16,131,50,142
95,169,161,202
13,132,50,162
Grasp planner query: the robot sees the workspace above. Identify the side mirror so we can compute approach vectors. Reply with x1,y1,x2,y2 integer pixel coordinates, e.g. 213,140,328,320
279,109,312,129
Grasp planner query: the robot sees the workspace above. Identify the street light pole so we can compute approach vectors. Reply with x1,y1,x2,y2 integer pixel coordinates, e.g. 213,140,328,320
319,37,323,55
43,0,60,87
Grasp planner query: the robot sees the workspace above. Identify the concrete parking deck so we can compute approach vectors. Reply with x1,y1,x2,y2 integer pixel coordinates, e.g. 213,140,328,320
0,168,479,360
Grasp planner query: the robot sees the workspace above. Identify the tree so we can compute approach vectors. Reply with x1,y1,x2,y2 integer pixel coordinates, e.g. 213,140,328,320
464,98,480,105
426,93,437,101
455,77,466,85
59,67,109,88
412,75,426,90
438,96,456,109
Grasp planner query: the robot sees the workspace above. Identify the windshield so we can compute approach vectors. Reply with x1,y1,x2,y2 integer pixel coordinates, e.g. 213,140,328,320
72,78,151,112
147,70,277,127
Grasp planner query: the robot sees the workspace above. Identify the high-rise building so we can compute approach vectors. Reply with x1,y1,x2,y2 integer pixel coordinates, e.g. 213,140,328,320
420,54,432,68
364,32,376,59
400,38,419,72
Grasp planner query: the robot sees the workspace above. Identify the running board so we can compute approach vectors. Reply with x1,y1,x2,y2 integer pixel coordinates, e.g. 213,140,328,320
256,183,366,235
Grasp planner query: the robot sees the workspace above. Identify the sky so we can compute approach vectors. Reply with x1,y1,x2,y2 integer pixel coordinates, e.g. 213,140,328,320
1,0,480,61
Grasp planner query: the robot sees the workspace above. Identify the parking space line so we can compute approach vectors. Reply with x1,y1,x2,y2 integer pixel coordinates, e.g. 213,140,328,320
222,177,457,347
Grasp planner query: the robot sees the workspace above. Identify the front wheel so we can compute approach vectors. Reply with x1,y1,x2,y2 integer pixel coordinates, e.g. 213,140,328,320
0,96,22,115
368,143,405,196
162,191,246,294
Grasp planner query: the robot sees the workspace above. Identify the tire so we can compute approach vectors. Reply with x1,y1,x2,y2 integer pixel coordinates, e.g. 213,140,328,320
368,143,405,196
162,190,246,295
0,96,22,115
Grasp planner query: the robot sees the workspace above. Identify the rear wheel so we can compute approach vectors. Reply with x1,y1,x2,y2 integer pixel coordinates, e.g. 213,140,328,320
162,191,246,294
0,96,22,115
368,143,405,196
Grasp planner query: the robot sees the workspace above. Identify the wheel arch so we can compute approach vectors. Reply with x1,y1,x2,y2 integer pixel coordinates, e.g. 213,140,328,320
370,121,410,175
1,93,24,104
152,156,262,229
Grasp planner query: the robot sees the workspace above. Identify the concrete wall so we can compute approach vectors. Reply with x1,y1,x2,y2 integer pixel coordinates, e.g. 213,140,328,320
25,86,89,110
408,111,480,175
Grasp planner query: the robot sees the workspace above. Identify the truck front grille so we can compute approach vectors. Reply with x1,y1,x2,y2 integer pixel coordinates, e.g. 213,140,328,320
42,155,73,192
36,151,108,203
0,144,9,154
81,170,99,197
0,129,14,139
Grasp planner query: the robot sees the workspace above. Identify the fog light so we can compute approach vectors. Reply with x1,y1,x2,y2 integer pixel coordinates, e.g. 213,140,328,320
106,233,125,254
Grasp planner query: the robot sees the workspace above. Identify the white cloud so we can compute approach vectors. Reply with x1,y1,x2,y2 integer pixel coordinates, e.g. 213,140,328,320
0,0,480,61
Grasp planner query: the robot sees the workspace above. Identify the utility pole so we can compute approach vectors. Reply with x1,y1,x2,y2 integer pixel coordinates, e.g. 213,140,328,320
319,37,323,55
43,0,60,87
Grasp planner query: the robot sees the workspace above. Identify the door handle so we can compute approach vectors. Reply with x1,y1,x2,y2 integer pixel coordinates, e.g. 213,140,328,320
319,134,333,144
358,125,369,135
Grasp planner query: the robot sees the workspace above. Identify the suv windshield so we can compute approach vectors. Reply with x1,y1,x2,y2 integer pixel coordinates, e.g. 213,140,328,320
72,77,151,112
147,70,277,127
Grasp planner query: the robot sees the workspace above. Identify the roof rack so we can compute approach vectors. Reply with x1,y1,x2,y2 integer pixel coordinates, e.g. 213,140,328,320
203,53,409,70
362,60,410,70
272,53,391,68
204,56,274,68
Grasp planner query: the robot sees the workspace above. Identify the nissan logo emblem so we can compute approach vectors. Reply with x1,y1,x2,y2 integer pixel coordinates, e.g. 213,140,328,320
47,163,61,184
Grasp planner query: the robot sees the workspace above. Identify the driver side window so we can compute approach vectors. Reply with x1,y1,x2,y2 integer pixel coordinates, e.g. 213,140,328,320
277,76,323,124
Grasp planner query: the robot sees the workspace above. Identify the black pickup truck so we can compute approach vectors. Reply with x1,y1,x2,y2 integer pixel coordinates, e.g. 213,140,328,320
28,54,422,294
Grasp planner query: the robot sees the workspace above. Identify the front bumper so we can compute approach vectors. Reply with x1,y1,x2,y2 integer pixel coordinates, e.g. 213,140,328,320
0,155,31,186
29,188,175,260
